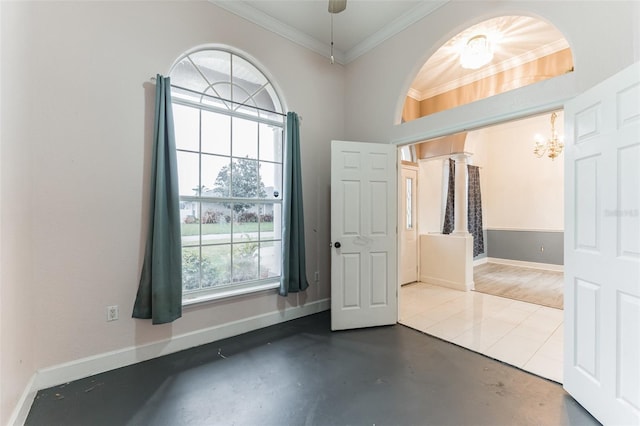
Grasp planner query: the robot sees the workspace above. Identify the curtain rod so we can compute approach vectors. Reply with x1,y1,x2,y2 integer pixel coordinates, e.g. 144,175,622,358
150,76,290,119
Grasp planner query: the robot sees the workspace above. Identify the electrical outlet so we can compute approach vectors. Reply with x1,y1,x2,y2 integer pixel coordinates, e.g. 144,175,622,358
107,305,119,322
314,271,319,282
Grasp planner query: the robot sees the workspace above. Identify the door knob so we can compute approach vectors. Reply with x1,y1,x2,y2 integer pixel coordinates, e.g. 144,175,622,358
334,242,341,248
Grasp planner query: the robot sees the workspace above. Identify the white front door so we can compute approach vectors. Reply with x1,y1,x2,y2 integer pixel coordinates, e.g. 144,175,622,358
400,166,418,284
564,62,640,425
331,140,397,331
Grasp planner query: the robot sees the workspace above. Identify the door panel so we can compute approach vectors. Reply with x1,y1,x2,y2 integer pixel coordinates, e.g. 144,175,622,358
331,140,397,331
564,61,640,426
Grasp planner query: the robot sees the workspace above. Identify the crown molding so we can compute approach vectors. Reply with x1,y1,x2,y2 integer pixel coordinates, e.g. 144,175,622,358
210,0,346,64
418,38,571,100
210,0,448,65
344,0,449,63
407,88,421,100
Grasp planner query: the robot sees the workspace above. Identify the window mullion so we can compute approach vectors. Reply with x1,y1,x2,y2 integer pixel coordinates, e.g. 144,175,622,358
173,48,283,303
180,195,282,204
198,109,203,291
230,52,234,115
173,97,284,128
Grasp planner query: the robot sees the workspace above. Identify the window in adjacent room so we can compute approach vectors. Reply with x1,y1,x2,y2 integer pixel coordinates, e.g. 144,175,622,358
169,48,285,304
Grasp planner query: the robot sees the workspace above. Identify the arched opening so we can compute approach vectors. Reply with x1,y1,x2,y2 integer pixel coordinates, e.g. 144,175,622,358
402,16,573,122
398,16,572,383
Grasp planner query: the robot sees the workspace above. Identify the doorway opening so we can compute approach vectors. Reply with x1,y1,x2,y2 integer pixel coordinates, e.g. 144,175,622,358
395,12,572,384
397,111,565,383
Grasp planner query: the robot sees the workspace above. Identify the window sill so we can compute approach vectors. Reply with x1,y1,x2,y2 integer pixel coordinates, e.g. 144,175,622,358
182,280,280,307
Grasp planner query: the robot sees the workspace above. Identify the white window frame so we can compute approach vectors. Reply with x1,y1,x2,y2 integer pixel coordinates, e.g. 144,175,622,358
170,48,286,305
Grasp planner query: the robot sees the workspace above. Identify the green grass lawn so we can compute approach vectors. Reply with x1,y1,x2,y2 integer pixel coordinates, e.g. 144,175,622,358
181,222,274,236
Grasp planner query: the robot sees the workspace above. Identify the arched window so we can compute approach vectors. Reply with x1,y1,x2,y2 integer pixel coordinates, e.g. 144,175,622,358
170,48,285,303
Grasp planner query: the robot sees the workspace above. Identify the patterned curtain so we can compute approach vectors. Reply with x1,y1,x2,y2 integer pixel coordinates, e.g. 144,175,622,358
442,159,485,257
442,159,455,234
467,164,485,257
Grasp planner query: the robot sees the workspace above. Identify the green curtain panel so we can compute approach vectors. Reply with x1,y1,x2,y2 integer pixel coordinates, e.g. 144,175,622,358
132,75,182,324
280,112,309,296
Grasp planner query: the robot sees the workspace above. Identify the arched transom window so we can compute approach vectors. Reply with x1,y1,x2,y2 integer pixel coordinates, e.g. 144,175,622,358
403,16,573,122
170,48,285,303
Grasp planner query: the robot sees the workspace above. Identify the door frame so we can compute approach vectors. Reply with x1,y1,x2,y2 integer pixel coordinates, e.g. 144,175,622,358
392,97,570,325
391,65,639,426
396,157,416,315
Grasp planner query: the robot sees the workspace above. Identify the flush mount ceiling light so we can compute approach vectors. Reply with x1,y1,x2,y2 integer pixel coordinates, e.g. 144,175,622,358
460,34,493,70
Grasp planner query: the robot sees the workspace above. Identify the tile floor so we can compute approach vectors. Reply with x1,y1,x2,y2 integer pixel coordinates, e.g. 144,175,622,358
399,282,564,383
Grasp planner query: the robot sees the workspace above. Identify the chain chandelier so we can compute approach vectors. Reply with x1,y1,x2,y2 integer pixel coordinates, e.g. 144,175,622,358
534,112,564,160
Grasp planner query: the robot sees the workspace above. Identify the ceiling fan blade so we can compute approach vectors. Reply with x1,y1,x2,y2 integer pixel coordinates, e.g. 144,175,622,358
328,0,347,14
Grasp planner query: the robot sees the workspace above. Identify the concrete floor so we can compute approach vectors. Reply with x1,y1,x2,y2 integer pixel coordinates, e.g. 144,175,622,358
26,311,599,426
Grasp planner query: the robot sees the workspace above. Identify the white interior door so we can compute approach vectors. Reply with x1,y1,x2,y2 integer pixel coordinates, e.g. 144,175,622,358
564,62,640,425
400,166,418,285
331,140,397,331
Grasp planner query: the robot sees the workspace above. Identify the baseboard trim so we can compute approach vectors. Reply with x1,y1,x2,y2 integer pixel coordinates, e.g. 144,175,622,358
420,275,473,291
16,299,329,423
473,257,489,266
485,227,564,233
8,375,37,426
485,257,564,272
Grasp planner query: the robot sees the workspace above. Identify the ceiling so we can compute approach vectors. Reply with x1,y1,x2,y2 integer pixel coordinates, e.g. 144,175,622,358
412,15,569,100
212,0,447,64
212,1,569,98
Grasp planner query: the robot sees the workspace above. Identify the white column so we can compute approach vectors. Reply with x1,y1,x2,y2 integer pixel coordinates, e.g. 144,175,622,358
452,153,469,236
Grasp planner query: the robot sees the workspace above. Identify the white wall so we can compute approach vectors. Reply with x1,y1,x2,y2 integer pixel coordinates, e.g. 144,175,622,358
417,159,445,234
1,3,36,421
0,2,343,423
477,113,565,231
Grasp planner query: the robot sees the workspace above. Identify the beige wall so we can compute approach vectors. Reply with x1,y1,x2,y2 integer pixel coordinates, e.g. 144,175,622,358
415,113,564,236
402,49,573,122
477,113,565,231
412,49,574,119
401,95,420,122
1,2,343,423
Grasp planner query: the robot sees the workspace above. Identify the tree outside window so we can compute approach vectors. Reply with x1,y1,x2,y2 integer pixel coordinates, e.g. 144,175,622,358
171,48,284,300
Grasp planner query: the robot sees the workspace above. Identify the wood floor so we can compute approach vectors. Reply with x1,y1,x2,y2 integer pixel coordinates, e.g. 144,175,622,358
474,262,564,309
